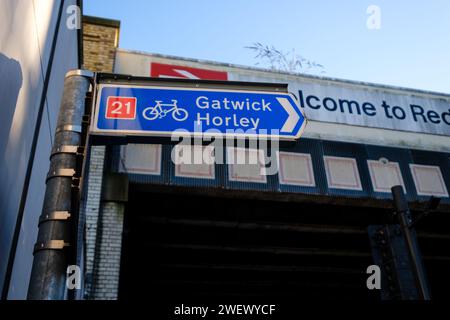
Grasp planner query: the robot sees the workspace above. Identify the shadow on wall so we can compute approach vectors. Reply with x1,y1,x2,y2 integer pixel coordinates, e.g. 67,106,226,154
0,52,22,240
0,52,23,162
0,52,22,293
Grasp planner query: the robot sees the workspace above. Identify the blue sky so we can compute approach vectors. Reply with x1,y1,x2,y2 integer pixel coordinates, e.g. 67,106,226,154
84,0,450,93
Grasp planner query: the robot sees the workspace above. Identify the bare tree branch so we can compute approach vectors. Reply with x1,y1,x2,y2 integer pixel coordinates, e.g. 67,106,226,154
245,43,325,74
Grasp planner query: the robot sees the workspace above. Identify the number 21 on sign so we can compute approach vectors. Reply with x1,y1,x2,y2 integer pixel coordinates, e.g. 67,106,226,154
105,96,137,119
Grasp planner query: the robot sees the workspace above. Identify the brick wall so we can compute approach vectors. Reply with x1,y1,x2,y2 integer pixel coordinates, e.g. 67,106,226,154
81,146,127,299
82,16,120,72
90,202,125,300
82,145,106,298
81,16,125,300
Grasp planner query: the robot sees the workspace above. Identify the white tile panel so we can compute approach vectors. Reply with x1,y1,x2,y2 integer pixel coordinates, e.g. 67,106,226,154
227,147,267,183
277,152,315,187
174,145,215,179
120,144,162,175
324,156,362,191
368,160,405,193
410,164,448,197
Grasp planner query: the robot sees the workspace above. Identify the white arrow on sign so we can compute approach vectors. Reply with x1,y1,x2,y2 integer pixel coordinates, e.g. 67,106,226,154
158,69,200,79
277,97,301,133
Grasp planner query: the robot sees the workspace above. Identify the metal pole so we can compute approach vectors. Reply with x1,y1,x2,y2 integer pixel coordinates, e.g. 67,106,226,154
27,70,93,300
391,185,431,300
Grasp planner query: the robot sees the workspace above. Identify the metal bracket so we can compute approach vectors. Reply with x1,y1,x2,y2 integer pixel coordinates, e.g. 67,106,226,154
46,168,76,182
39,211,71,225
33,240,70,254
408,196,440,229
56,124,82,134
82,115,90,126
65,69,94,79
71,177,81,190
50,145,84,159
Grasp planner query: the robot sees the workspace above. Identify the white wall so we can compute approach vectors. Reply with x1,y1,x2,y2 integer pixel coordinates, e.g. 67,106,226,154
0,0,79,299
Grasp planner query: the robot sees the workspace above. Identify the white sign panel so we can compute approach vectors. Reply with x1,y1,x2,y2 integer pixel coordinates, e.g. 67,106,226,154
228,73,450,136
114,50,450,151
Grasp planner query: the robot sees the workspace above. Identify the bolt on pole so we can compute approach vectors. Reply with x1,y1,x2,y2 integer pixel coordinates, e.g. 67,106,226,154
27,70,93,300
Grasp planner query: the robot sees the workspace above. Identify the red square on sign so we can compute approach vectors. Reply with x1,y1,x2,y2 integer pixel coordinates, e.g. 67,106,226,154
105,96,137,120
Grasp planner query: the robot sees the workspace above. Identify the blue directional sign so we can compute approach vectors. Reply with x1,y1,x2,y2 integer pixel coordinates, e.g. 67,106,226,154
92,84,307,140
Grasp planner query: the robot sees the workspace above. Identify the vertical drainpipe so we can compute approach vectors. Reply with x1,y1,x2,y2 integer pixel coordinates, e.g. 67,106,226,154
27,70,93,300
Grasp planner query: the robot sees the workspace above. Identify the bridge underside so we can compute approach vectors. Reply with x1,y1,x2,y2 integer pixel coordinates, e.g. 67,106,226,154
118,184,450,301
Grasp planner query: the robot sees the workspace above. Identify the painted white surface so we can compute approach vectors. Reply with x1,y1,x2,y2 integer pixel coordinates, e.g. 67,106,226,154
120,144,162,176
367,160,405,193
277,152,315,187
174,145,215,179
232,72,450,136
410,164,449,197
227,148,267,183
324,156,362,191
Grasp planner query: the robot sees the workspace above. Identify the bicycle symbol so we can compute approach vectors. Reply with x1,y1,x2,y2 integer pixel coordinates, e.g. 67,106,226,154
142,100,188,122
